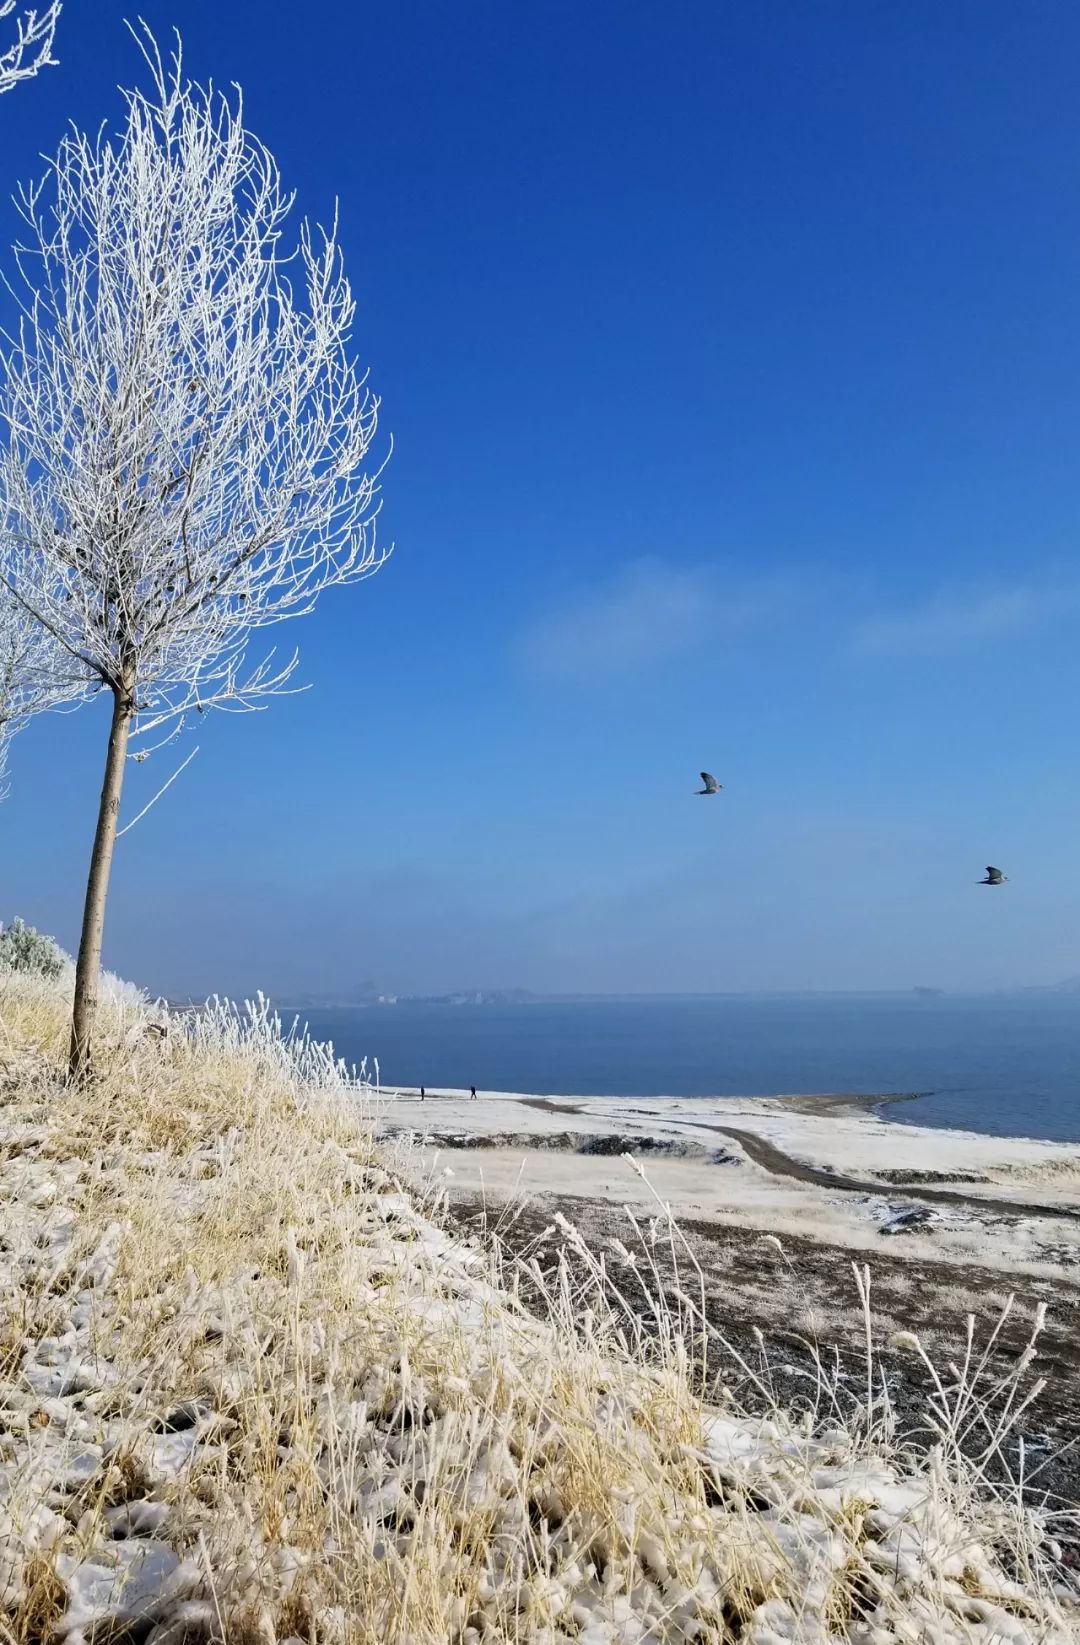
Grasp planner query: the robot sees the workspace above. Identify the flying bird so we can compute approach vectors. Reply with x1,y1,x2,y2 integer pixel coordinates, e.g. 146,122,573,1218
979,866,1007,885
696,772,722,795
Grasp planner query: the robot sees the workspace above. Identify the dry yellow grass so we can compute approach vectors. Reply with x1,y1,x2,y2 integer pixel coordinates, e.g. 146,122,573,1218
1,968,1077,1645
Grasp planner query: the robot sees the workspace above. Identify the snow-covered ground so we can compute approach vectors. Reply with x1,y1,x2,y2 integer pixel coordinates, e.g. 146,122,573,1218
376,1090,1080,1279
375,1088,1080,1190
3,978,1079,1644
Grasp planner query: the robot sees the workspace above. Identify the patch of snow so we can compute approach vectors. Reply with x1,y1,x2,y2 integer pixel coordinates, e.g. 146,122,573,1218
56,1540,199,1637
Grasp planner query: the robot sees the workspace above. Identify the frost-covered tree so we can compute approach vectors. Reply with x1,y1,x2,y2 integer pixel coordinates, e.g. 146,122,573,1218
0,1,60,95
0,32,389,1076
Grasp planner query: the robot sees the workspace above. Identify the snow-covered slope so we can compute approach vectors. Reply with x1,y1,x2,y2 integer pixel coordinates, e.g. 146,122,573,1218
1,973,1076,1644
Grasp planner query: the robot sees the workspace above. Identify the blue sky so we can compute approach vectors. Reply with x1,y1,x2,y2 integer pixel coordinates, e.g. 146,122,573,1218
4,0,1080,998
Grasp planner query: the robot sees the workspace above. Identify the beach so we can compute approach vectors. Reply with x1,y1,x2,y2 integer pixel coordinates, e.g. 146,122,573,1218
376,1086,1080,1265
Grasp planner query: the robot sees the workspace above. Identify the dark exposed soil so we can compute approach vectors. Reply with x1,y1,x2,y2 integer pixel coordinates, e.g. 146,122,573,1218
872,1168,990,1185
386,1125,722,1160
520,1097,584,1116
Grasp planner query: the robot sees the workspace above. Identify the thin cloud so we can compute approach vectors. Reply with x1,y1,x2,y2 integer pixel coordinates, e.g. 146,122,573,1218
520,559,780,679
852,583,1080,657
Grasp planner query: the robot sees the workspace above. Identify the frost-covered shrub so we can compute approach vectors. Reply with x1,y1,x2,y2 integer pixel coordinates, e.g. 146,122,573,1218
0,916,68,979
99,968,149,1009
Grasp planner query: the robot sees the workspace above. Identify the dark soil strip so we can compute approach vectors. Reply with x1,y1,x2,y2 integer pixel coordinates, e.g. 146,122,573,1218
443,1189,1080,1510
700,1122,1080,1223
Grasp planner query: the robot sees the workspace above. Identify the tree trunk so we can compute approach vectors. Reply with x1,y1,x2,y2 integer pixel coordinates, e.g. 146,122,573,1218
69,685,132,1081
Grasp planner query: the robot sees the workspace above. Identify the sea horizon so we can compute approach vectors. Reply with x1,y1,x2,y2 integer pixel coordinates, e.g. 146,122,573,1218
262,983,1080,1009
258,993,1080,1146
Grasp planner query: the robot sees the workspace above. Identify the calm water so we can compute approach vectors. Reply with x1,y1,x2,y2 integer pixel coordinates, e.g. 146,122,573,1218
294,995,1080,1143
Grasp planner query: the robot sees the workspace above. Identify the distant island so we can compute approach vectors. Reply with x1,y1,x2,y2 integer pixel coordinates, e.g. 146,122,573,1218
370,988,538,1007
273,987,540,1010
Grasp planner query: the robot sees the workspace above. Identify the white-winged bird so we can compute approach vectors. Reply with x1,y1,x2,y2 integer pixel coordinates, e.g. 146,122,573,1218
696,772,722,795
979,866,1007,885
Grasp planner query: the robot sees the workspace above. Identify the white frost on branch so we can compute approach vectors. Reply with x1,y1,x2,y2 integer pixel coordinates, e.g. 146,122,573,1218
0,584,87,795
0,26,388,746
0,0,60,95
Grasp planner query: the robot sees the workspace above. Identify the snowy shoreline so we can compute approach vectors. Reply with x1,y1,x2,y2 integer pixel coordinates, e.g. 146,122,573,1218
375,1084,1080,1185
375,1088,1080,1280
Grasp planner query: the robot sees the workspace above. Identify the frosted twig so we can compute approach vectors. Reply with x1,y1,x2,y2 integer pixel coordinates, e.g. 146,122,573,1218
0,0,60,94
0,582,89,797
116,744,199,836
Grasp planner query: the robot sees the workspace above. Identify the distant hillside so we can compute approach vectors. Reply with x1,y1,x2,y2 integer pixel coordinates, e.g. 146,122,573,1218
272,988,540,1009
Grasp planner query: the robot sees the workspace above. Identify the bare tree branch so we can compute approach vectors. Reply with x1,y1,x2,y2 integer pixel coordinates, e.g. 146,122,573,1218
115,743,199,836
0,1,60,96
0,581,89,796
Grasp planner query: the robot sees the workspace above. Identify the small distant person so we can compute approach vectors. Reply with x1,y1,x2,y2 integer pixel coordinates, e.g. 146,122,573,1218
420,1086,425,1102
470,1085,477,1101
